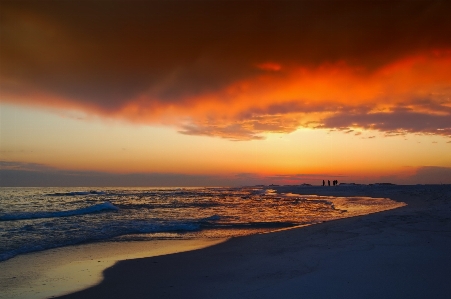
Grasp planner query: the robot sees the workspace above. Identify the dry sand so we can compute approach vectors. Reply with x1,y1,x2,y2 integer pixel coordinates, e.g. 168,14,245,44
3,185,451,299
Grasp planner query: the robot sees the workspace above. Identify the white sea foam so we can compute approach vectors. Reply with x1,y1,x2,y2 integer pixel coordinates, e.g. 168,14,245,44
0,220,202,261
0,201,118,221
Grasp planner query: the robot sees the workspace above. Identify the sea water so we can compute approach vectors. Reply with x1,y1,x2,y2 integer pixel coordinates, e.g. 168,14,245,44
0,187,403,262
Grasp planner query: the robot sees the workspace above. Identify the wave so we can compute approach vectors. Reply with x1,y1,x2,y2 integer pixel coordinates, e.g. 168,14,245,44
0,214,295,262
0,219,201,262
0,202,119,221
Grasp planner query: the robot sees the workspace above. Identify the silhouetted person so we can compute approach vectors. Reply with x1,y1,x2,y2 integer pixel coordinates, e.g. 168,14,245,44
322,180,325,186
328,180,330,186
335,180,338,186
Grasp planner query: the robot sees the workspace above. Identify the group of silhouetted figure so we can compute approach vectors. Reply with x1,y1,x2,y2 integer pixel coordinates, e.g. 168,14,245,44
322,180,338,186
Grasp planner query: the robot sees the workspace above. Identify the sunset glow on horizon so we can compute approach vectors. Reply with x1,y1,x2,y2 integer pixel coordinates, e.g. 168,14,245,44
1,0,450,186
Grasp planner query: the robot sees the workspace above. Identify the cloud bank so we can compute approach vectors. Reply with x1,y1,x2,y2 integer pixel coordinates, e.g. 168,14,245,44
2,161,450,186
1,1,451,140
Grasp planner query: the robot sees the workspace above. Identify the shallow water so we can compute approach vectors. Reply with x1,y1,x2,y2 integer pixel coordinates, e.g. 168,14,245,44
0,187,404,261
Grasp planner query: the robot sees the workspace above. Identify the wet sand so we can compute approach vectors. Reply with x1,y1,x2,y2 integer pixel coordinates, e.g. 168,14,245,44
0,239,225,299
52,185,451,299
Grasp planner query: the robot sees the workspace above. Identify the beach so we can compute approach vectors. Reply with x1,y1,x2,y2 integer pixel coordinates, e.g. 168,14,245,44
52,185,451,299
2,185,451,299
0,239,225,299
3,1,451,298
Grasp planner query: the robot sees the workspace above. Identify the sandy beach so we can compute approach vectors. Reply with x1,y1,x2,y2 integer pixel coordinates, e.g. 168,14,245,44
47,185,450,299
2,185,450,299
0,239,225,299
3,1,450,298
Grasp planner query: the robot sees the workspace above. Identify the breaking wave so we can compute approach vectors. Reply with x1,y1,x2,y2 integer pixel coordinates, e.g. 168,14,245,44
0,202,119,221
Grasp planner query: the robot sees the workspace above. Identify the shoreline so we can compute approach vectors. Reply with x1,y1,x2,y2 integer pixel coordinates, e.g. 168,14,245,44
0,239,226,299
2,185,450,298
55,185,451,299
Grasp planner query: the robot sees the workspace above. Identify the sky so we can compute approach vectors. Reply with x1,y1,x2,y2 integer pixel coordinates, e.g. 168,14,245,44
1,0,451,186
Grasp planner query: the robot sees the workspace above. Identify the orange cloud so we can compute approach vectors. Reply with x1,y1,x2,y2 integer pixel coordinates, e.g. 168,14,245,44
117,51,451,139
2,1,451,140
2,51,451,140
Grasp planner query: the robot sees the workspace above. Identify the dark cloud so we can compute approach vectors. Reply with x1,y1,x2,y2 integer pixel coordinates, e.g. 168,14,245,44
2,161,450,186
1,1,451,140
179,101,451,139
0,161,334,187
0,160,54,171
402,166,451,184
0,161,238,187
2,1,450,105
321,105,451,137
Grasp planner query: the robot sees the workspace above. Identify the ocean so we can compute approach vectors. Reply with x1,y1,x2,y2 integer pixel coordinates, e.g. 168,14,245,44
0,186,404,262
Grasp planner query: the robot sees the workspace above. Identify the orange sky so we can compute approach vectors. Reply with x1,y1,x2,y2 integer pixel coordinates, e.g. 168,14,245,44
1,1,450,186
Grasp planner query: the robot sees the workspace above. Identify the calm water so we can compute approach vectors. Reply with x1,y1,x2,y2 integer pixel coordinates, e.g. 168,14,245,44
0,187,403,262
